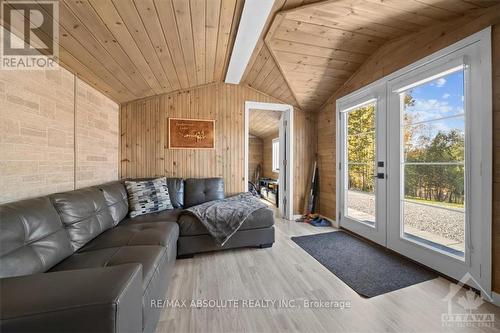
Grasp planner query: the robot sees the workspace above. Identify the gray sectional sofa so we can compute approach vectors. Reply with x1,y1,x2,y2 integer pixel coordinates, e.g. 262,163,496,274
0,178,275,333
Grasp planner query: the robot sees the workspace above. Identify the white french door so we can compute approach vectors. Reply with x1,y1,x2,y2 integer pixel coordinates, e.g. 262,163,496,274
337,29,492,294
338,83,386,246
386,44,483,286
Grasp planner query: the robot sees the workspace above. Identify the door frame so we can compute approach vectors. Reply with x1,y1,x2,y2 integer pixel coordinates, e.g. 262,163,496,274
244,101,294,220
335,27,492,298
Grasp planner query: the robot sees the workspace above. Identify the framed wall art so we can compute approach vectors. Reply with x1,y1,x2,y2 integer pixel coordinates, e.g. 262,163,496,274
168,118,215,149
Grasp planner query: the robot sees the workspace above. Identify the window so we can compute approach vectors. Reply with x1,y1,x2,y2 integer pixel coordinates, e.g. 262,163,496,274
272,138,279,172
399,67,466,257
345,101,376,226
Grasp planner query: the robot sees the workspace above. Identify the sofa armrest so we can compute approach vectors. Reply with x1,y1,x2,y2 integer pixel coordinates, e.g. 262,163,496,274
0,264,143,333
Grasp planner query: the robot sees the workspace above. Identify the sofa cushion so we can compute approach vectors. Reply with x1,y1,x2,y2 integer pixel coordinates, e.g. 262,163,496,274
184,178,225,208
178,207,274,236
79,222,179,260
166,178,184,208
97,181,128,226
124,177,184,209
0,197,73,278
50,245,167,291
50,188,114,251
120,209,182,225
125,177,173,218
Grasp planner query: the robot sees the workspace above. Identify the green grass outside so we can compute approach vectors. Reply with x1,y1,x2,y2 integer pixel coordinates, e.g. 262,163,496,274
404,196,464,209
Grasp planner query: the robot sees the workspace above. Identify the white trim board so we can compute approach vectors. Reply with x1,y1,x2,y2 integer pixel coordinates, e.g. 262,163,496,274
225,0,274,84
244,101,294,220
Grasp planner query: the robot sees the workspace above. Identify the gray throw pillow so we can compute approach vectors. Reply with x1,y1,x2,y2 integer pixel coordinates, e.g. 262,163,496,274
125,177,173,218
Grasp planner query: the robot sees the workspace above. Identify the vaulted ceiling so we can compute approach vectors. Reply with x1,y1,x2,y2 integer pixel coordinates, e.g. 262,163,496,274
3,0,246,102
249,109,281,138
261,0,499,111
1,0,497,108
58,0,244,102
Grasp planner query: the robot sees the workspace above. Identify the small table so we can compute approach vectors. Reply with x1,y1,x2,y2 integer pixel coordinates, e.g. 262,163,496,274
259,178,279,207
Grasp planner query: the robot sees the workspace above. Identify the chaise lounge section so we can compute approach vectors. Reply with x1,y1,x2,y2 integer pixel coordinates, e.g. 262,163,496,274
0,177,274,333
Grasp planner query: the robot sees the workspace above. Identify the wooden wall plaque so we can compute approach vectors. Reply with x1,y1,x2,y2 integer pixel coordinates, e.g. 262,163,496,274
168,118,215,149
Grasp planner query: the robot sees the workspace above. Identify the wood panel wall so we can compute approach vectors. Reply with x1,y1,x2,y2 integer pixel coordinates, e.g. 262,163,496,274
0,67,119,203
316,103,336,220
315,9,500,291
248,136,263,184
262,131,280,180
120,83,317,214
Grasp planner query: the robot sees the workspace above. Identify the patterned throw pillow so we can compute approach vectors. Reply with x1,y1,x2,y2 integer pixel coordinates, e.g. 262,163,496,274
125,177,173,218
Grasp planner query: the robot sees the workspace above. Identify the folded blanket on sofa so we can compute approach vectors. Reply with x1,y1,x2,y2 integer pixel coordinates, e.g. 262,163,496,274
181,192,267,246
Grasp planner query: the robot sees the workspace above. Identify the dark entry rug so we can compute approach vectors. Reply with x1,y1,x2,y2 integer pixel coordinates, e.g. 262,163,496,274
291,231,438,298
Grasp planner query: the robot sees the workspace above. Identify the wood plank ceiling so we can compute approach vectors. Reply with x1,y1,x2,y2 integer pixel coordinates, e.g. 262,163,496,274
263,0,499,111
15,0,244,103
249,109,281,138
52,0,324,105
18,0,319,106
3,0,496,109
241,0,323,107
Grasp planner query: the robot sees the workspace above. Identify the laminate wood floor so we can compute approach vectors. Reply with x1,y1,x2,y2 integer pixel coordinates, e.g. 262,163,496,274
156,209,500,333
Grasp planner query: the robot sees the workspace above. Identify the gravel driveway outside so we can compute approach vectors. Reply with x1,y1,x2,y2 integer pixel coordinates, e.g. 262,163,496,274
346,190,464,243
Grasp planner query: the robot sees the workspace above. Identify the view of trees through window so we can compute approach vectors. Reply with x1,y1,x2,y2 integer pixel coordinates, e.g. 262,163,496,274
347,104,375,193
401,69,465,255
402,71,465,209
346,72,465,207
345,69,466,254
346,102,376,224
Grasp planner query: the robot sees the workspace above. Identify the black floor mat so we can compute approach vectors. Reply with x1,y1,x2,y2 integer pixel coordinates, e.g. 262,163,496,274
291,231,438,298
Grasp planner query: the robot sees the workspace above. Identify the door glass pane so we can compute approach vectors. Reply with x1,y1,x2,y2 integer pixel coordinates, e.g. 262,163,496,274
400,69,465,258
345,103,376,225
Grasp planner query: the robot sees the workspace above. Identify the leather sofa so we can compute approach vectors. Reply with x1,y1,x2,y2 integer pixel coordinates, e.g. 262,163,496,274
0,178,274,333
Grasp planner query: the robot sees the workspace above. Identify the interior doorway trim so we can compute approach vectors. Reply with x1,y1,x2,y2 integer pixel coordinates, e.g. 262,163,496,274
244,101,294,220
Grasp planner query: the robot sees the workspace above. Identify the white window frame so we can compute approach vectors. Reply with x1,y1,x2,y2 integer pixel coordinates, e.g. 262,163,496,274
272,137,280,173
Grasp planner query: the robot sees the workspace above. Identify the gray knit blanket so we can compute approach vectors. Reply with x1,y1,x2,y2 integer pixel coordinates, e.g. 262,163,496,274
182,192,267,246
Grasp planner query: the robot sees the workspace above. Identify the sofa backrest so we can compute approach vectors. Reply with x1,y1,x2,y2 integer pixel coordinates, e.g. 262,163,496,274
166,178,184,208
97,181,129,226
0,197,73,278
184,178,225,208
50,188,114,251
